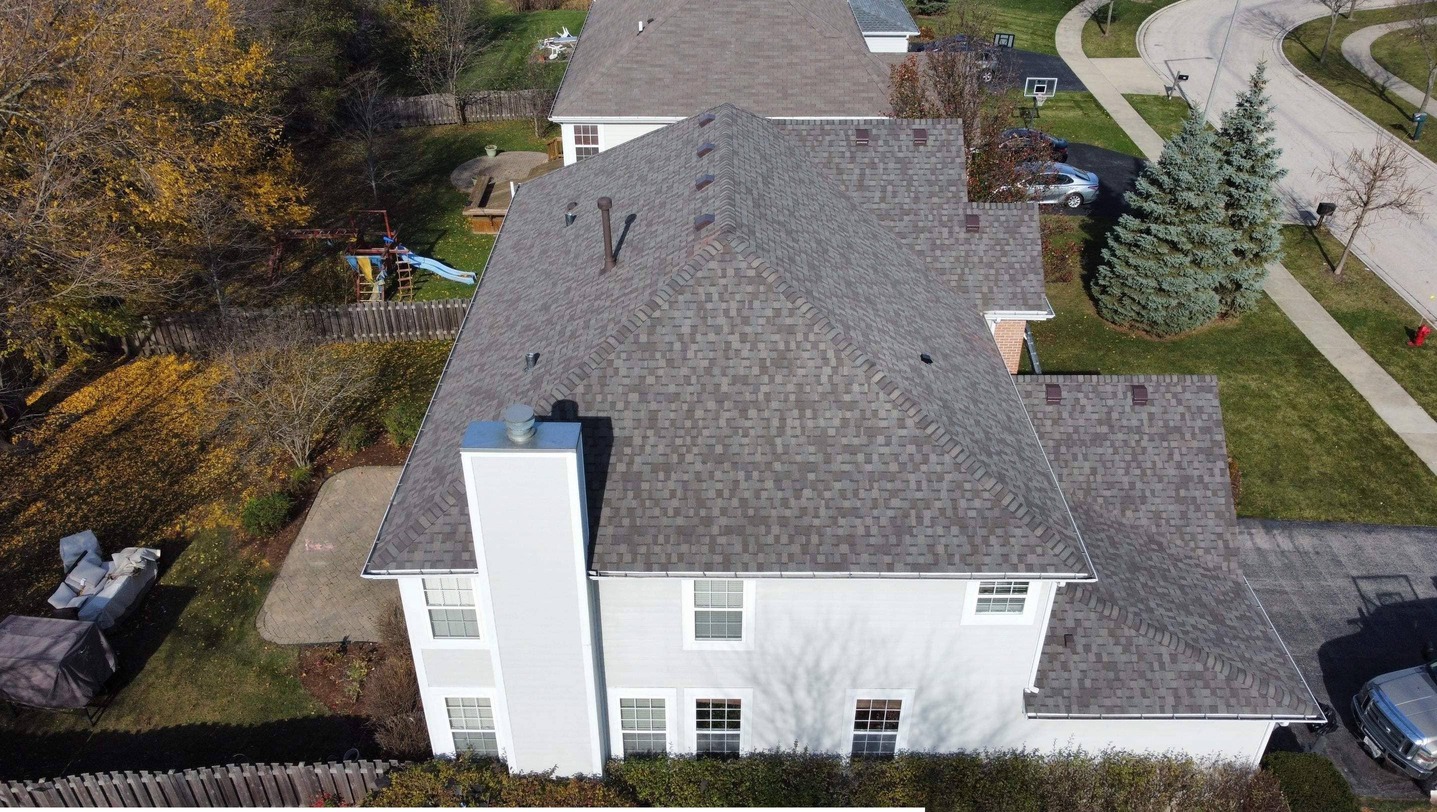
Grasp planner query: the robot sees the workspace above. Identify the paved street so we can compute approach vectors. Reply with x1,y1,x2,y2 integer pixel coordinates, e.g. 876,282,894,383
1139,0,1437,320
1239,519,1437,800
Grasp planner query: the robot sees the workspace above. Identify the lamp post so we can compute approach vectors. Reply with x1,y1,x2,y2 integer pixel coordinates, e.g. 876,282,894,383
1203,0,1245,115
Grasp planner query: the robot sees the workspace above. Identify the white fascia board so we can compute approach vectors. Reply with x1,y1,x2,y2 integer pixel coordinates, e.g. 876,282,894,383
551,115,684,124
862,29,920,35
1025,711,1326,721
363,568,481,580
591,570,1096,581
984,309,1055,322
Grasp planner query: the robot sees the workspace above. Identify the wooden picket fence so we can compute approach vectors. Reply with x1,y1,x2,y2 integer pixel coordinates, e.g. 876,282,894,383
126,299,469,356
385,89,554,127
0,760,402,807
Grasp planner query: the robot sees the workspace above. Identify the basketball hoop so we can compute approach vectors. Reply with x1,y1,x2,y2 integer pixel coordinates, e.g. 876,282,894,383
1034,92,1050,108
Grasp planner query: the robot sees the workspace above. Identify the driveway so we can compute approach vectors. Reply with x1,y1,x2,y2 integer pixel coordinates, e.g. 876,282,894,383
1139,0,1437,320
256,466,400,645
1066,143,1146,218
1239,519,1437,800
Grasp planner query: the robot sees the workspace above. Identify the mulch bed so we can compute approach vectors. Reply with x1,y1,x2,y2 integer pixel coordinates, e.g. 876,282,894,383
298,642,382,714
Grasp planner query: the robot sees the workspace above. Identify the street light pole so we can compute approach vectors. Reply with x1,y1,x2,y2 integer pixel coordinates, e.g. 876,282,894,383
1203,0,1244,115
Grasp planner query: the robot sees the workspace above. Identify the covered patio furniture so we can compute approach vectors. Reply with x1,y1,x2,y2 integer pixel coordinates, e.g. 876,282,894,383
0,615,116,712
47,529,160,630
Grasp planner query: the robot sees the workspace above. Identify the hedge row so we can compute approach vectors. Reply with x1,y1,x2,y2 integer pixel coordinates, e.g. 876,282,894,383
366,750,1299,810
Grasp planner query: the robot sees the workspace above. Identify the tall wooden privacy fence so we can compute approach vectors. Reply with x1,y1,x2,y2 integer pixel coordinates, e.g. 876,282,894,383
0,760,401,807
126,299,469,356
385,89,554,127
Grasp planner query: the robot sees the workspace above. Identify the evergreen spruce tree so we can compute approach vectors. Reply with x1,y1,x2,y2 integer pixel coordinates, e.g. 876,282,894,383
1215,62,1286,316
1092,113,1232,336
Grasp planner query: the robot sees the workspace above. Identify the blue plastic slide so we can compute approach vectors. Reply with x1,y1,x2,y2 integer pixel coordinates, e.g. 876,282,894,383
405,252,476,285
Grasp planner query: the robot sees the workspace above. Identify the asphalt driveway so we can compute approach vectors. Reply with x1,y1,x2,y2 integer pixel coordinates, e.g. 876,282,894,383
1049,143,1146,219
1239,519,1437,800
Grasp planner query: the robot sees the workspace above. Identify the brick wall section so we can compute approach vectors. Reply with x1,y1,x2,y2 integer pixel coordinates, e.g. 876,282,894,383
992,320,1026,373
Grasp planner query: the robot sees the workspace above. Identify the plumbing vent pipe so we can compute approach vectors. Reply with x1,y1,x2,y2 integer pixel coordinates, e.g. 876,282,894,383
597,197,615,271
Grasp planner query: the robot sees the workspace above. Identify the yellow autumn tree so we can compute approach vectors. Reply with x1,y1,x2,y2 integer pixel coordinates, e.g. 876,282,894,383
0,0,310,367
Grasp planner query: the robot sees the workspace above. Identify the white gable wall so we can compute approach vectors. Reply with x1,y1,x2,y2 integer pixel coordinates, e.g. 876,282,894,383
863,33,913,52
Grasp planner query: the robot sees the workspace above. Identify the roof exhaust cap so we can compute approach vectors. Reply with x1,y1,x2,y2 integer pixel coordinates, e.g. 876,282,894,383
1045,383,1062,404
1131,384,1148,406
524,352,539,372
965,213,981,233
565,201,578,226
637,19,645,33
503,404,536,444
597,197,615,272
855,127,870,146
1063,633,1075,650
913,127,928,146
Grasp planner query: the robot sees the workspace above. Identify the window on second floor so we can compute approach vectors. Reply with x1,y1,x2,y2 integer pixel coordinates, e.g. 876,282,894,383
695,698,742,755
975,580,1030,615
424,576,480,638
574,125,599,160
693,579,745,641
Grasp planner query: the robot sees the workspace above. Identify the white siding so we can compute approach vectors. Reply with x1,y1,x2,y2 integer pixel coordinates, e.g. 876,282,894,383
560,121,673,165
864,34,913,53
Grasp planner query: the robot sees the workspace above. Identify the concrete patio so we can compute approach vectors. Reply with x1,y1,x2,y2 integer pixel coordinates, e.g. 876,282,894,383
256,466,401,644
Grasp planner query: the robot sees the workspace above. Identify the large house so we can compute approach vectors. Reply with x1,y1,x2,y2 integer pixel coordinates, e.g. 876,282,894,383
549,0,917,163
362,105,1322,776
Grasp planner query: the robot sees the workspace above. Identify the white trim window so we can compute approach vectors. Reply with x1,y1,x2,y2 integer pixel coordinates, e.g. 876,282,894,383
682,580,756,650
695,698,742,756
573,124,599,159
851,699,903,757
619,698,668,756
423,577,481,638
445,697,499,756
976,580,1029,614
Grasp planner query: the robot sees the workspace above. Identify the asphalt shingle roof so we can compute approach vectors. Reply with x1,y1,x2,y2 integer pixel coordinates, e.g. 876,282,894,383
774,119,1048,314
364,104,1090,577
550,0,905,119
1018,375,1322,719
845,0,919,34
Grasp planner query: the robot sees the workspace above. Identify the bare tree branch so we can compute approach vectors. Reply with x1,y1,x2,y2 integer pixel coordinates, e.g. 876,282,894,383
1318,140,1427,274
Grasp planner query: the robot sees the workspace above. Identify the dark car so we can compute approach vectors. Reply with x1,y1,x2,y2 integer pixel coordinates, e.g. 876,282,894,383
918,34,1000,82
1000,128,1069,163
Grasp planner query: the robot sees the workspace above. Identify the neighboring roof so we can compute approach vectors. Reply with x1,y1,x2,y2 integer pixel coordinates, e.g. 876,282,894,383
365,104,1090,577
774,119,1048,314
846,0,919,34
550,0,903,119
1017,376,1322,719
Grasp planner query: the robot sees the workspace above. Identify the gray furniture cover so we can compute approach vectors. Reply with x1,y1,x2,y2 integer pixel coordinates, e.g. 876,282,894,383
0,615,117,709
47,530,160,630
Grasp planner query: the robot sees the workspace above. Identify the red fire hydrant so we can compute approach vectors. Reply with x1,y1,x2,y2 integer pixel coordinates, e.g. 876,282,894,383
1411,323,1432,347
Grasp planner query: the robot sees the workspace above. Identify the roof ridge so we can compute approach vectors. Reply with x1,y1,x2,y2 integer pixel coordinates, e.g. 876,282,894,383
727,240,1090,574
1068,580,1309,712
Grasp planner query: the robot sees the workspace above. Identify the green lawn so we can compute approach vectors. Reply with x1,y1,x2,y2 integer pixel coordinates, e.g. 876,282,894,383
460,7,587,91
1024,91,1144,156
1371,27,1437,102
1031,217,1437,526
1124,93,1192,141
1281,224,1437,421
918,0,1078,57
1081,0,1186,58
1284,5,1437,163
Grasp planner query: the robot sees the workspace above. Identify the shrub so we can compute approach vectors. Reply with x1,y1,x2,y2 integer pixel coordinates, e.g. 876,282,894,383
848,753,983,811
240,492,294,537
337,424,372,455
607,751,847,807
383,397,427,448
287,466,313,493
367,758,627,807
361,602,429,760
1262,751,1357,812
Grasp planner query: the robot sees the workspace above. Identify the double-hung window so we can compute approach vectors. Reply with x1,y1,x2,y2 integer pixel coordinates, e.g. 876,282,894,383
851,699,903,757
619,698,668,756
424,577,480,638
446,697,498,756
573,125,599,160
694,580,744,640
695,699,742,755
975,580,1029,615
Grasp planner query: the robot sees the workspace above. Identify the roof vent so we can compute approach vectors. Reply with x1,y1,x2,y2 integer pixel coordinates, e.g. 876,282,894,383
854,127,870,146
697,142,716,158
695,173,715,191
1045,383,1062,404
919,353,933,365
913,127,928,146
1131,384,1148,406
1063,633,1075,650
503,404,536,444
965,213,981,233
694,213,715,230
698,112,716,127
597,197,615,272
524,352,539,372
565,201,578,226
637,19,645,33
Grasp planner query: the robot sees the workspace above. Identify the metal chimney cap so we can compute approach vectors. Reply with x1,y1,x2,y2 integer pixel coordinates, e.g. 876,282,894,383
597,197,613,211
502,404,536,443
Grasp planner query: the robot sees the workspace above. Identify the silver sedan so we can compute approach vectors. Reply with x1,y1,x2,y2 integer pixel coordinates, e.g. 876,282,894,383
1014,162,1100,209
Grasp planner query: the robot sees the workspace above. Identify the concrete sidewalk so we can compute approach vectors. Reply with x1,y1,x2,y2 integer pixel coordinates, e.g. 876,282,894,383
1342,18,1437,111
1055,2,1437,477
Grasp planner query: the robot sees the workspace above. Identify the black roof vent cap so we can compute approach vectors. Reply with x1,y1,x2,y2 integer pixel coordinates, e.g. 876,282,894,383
855,127,870,146
913,127,928,145
696,173,715,191
1131,384,1149,406
965,213,981,233
1045,383,1062,404
698,112,716,127
697,142,716,158
694,213,715,230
